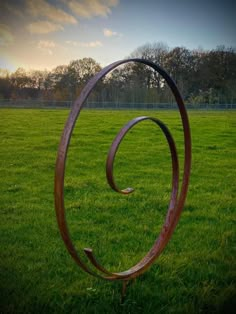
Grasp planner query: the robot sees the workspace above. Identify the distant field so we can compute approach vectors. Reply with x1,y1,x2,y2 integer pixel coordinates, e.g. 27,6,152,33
0,109,235,313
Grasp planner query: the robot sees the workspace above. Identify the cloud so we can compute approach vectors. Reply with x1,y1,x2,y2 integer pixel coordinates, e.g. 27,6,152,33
67,0,119,18
3,3,24,18
37,40,56,55
103,28,121,37
0,24,14,46
66,40,103,47
26,21,64,34
38,40,56,49
26,0,77,24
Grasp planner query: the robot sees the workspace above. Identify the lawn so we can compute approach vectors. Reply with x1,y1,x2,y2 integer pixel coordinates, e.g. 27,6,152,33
0,108,235,313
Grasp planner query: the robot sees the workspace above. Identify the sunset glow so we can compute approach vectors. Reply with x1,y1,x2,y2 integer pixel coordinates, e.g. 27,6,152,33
0,0,235,71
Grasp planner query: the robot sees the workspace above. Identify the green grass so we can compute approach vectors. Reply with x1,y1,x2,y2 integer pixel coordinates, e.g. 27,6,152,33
0,108,235,313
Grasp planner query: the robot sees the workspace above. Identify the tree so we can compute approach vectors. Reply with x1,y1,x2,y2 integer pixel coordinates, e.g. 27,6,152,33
0,44,235,104
66,58,101,99
0,69,11,99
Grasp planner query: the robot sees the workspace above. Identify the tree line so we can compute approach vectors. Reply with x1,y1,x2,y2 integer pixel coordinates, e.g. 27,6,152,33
0,43,236,105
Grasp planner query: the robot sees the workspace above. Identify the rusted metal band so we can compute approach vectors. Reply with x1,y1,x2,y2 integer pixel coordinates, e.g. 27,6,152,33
106,116,179,196
54,58,191,281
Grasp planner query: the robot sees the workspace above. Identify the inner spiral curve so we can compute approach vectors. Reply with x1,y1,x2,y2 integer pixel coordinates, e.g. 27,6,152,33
106,116,179,199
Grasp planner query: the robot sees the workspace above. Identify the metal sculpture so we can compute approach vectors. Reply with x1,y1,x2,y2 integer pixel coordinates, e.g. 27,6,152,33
54,59,191,296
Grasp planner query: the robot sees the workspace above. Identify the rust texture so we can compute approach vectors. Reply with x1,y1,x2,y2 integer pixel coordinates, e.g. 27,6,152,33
54,58,192,282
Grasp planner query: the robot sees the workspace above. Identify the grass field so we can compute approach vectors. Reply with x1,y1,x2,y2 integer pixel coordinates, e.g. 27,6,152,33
0,108,235,313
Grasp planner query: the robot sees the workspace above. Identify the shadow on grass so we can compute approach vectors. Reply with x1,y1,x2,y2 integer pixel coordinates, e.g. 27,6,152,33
1,260,235,314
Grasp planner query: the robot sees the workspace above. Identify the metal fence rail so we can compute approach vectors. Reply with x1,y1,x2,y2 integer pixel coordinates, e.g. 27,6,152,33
0,99,235,110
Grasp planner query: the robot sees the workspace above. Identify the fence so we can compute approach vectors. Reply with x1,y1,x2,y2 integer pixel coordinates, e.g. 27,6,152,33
0,99,235,110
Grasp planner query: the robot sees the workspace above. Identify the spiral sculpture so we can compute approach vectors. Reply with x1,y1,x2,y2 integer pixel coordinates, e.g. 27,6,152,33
54,59,191,291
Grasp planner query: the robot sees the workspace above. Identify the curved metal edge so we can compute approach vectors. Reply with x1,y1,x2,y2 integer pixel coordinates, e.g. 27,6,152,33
106,116,147,194
84,248,116,276
54,58,191,281
106,116,179,196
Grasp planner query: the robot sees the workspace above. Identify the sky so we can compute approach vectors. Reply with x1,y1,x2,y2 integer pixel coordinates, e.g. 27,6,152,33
0,0,235,72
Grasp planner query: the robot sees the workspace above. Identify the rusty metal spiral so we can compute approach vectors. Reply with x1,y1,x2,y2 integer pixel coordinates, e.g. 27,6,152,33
54,59,191,283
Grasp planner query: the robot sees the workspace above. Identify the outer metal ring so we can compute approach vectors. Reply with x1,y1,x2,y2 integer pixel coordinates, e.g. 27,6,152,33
54,58,191,280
